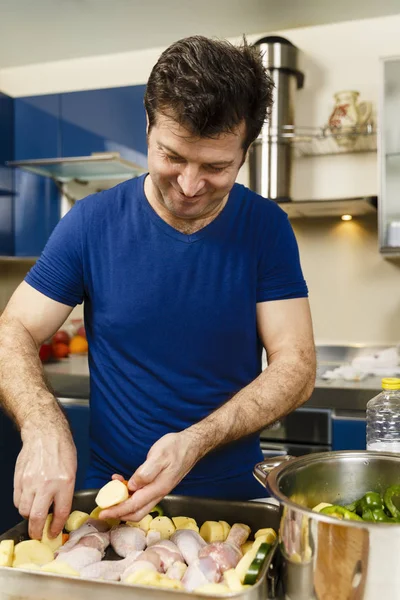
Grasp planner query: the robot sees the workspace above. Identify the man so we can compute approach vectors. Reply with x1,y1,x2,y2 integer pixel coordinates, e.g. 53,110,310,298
0,36,315,540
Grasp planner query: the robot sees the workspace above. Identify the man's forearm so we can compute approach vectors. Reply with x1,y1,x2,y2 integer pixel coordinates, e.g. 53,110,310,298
186,346,316,460
0,315,70,433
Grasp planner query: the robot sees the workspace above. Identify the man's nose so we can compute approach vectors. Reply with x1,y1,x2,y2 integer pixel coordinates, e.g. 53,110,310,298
177,166,205,197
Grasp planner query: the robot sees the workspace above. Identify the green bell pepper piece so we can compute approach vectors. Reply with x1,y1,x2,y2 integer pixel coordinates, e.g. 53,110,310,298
362,507,397,523
320,505,363,521
358,492,384,513
383,485,400,519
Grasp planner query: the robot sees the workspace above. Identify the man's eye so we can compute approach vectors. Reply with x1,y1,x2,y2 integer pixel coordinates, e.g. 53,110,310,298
206,165,225,173
167,155,184,163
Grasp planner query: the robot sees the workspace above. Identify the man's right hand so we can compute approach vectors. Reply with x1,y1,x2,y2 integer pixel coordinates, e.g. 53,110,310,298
14,426,77,540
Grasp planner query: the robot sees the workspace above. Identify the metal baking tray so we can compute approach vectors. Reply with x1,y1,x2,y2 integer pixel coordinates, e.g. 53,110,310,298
0,490,280,600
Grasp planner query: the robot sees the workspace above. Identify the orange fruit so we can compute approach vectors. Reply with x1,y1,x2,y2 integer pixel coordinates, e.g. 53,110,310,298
69,335,88,354
52,342,69,359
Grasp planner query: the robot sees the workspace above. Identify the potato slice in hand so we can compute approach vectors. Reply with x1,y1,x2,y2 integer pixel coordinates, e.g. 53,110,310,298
41,515,63,552
95,479,129,509
127,514,153,532
172,516,199,533
90,506,120,528
0,540,14,567
149,516,176,539
42,560,80,577
199,521,225,543
13,540,54,567
65,510,90,532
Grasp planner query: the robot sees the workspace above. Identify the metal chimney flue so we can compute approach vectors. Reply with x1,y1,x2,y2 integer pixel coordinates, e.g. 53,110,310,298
249,36,304,202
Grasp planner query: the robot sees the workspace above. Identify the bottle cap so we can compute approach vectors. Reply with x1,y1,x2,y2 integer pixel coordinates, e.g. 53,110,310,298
381,377,400,390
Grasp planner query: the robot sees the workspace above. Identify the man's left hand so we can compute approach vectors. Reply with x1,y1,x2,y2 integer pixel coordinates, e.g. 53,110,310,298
99,431,201,522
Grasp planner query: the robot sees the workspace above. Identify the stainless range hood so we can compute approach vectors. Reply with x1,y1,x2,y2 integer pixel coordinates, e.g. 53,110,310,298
7,152,146,183
278,196,377,219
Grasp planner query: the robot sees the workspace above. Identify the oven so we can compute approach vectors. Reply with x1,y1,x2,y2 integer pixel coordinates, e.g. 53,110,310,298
260,407,332,457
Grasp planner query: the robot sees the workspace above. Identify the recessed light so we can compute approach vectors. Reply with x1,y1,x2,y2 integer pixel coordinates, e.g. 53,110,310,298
341,214,353,221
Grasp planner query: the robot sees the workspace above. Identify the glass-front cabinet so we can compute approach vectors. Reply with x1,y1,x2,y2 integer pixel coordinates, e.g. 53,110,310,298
379,56,400,256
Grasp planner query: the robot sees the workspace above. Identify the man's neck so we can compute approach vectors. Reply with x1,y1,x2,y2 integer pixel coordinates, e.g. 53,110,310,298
144,176,229,235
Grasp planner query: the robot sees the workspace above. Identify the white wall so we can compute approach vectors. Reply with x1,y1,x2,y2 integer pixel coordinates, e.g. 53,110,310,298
1,14,400,343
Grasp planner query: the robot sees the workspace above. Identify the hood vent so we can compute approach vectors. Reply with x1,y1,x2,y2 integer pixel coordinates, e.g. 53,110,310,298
7,152,146,183
278,196,377,219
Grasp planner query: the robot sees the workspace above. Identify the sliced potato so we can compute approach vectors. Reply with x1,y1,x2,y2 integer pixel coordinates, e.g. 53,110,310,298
65,510,90,532
13,540,54,567
172,516,199,533
219,520,231,540
127,514,153,532
199,521,224,543
312,502,333,513
41,515,63,552
241,541,253,555
42,560,80,577
254,528,276,543
235,548,257,584
149,516,176,540
223,568,243,592
125,568,160,586
0,540,14,567
90,506,121,528
155,575,184,589
16,563,42,571
194,583,231,595
95,479,129,509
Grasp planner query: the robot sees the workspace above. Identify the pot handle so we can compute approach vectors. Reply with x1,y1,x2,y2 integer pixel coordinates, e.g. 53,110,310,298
253,455,293,487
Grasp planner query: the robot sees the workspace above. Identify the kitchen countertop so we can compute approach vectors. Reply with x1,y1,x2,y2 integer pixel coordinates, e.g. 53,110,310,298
44,349,387,413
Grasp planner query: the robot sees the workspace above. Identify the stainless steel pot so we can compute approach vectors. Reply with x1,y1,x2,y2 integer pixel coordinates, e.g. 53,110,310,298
254,450,400,600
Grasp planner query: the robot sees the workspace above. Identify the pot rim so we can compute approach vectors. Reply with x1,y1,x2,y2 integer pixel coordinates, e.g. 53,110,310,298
263,449,400,529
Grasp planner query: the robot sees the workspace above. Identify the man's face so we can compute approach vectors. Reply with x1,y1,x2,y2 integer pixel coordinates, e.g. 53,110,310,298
146,112,246,221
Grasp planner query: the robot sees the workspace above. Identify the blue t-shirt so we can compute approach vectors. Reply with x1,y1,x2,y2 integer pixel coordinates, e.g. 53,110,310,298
25,174,308,500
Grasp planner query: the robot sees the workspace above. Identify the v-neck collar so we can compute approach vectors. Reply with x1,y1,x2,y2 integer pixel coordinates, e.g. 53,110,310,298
138,174,236,244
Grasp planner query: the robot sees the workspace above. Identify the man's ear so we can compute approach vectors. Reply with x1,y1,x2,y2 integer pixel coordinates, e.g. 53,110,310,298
145,112,150,135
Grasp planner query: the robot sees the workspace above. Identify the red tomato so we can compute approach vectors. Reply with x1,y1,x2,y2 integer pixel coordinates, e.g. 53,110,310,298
52,330,70,345
39,343,53,363
52,342,70,359
77,326,86,339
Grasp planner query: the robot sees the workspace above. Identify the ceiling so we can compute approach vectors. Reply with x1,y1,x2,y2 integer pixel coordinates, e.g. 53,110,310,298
1,0,400,69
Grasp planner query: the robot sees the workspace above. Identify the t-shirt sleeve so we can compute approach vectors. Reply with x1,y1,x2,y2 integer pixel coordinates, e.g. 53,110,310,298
25,201,85,307
257,206,308,303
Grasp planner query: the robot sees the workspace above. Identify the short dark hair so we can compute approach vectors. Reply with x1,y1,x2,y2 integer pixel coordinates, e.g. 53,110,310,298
144,36,274,153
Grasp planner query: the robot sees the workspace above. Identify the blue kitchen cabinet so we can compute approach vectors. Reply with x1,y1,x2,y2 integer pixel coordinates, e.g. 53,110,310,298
0,92,15,255
60,85,147,159
332,416,367,451
13,94,61,256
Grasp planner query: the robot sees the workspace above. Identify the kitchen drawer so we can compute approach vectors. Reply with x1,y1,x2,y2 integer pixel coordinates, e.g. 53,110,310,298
332,413,366,451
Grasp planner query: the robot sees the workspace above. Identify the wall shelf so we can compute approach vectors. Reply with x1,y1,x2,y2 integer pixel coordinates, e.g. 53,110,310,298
278,124,377,157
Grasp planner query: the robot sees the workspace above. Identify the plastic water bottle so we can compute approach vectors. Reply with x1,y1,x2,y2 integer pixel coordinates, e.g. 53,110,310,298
366,377,400,452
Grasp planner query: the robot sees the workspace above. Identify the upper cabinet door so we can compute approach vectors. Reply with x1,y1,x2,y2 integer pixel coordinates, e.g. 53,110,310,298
0,93,15,255
60,85,147,159
14,94,61,160
13,94,61,256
